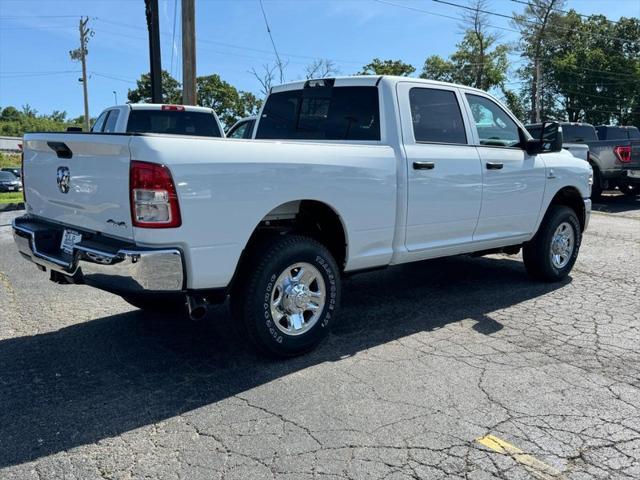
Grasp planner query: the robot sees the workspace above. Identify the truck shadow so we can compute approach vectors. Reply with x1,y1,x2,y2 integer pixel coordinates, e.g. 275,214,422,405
0,255,569,468
592,191,640,214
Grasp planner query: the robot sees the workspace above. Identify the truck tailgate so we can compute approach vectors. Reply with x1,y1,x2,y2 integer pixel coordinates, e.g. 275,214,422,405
23,133,134,240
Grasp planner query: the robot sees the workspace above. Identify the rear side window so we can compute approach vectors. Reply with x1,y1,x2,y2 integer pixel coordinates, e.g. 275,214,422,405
561,125,598,143
127,110,222,137
597,126,627,140
628,127,640,140
91,111,108,132
227,119,254,139
409,88,467,144
256,86,380,141
103,110,120,133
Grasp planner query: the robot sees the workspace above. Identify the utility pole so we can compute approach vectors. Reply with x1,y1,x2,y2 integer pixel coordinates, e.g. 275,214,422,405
182,0,197,105
145,0,162,103
535,60,542,123
69,17,92,131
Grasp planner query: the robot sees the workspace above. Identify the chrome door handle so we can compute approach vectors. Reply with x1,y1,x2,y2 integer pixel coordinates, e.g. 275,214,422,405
413,161,435,170
486,162,504,170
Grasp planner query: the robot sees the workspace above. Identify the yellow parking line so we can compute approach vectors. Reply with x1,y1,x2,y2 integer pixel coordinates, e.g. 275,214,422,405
476,434,562,480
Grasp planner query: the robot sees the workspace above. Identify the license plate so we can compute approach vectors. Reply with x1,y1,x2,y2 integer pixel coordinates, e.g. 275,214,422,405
628,170,640,178
7,187,15,191
60,229,82,254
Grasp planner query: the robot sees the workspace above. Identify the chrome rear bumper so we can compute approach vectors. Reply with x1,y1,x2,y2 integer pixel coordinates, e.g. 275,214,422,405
13,216,184,293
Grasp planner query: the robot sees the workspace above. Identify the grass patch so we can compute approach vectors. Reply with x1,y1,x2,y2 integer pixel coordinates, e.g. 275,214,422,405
0,152,21,169
0,192,23,204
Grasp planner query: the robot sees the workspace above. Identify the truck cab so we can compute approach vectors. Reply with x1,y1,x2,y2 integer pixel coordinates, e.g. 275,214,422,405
91,104,225,138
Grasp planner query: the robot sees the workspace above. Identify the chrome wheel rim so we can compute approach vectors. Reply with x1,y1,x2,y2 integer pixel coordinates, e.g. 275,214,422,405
270,262,326,336
550,221,575,269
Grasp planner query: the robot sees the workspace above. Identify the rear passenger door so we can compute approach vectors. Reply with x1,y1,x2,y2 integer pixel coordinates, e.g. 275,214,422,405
462,92,546,241
397,82,483,251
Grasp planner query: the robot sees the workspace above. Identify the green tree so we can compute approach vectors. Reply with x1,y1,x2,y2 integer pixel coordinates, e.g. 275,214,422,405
512,0,566,122
501,89,527,121
421,1,509,92
359,58,415,76
237,91,263,118
127,70,182,104
196,74,240,127
0,106,21,122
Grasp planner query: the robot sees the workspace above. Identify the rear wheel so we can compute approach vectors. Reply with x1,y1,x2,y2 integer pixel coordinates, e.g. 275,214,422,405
231,235,341,357
523,205,581,282
121,293,186,313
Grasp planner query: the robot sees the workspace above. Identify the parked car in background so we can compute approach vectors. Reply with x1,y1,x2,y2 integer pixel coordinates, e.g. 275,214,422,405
0,171,22,192
91,104,225,138
14,76,592,357
526,122,589,162
528,122,640,198
1,167,21,178
594,125,640,196
226,116,257,139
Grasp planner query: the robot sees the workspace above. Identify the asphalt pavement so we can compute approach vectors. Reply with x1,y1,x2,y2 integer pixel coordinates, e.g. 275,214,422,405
1,193,639,479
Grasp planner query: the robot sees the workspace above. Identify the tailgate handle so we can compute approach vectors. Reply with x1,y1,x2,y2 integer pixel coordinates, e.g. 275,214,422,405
47,142,73,159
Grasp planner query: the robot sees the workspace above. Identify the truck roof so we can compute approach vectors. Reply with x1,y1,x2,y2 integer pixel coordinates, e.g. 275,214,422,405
270,75,489,95
115,104,216,113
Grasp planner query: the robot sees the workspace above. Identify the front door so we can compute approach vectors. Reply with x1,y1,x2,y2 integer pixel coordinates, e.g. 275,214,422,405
398,83,483,252
463,93,546,241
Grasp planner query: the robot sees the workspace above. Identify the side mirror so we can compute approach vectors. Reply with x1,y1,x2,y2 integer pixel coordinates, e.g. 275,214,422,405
526,121,563,155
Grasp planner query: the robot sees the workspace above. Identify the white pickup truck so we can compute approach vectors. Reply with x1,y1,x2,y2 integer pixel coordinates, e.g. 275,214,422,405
90,103,225,138
14,76,592,357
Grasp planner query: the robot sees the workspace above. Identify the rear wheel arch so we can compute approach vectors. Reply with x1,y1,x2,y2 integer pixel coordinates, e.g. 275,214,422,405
230,199,348,291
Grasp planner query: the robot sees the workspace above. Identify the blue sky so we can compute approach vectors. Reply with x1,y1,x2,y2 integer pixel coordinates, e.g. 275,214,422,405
1,0,638,118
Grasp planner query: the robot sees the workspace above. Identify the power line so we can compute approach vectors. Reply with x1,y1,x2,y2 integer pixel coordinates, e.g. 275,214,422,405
91,71,137,84
510,0,621,25
373,0,520,34
258,0,285,82
0,70,81,78
432,0,639,44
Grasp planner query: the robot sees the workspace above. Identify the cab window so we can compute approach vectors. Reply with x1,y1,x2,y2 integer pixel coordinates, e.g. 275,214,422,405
91,111,108,132
466,94,521,147
228,120,250,139
409,88,467,144
103,110,120,133
256,86,380,141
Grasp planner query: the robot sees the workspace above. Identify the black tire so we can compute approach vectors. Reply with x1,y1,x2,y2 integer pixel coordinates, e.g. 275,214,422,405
121,293,186,313
231,235,341,357
523,205,582,282
590,166,602,201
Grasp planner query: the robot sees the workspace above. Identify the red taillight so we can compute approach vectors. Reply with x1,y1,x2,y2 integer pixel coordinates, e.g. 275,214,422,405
130,160,181,228
161,105,185,111
614,145,631,163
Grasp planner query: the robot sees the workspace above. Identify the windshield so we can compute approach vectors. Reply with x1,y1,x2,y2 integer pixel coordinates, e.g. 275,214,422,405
0,172,17,181
127,110,222,137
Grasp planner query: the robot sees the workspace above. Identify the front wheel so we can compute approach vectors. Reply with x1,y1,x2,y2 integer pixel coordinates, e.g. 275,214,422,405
231,235,341,357
523,205,582,282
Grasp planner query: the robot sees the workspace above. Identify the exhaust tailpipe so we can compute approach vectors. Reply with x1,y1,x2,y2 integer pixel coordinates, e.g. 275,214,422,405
187,294,208,321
